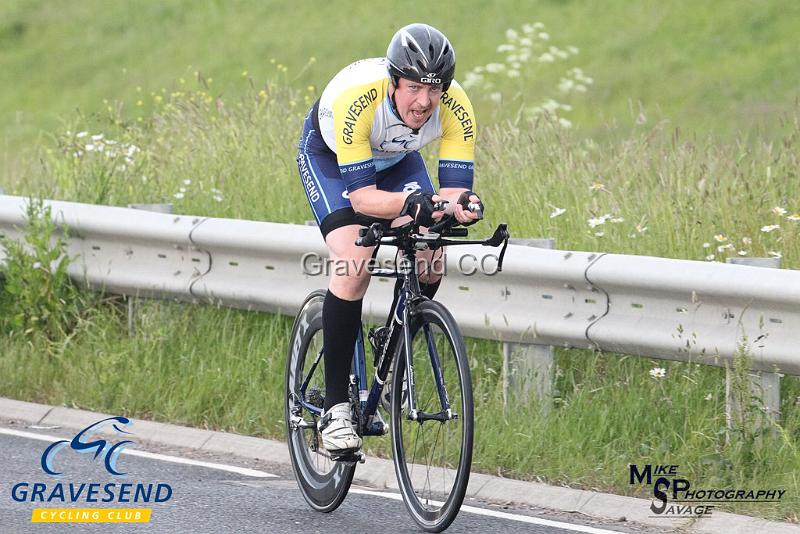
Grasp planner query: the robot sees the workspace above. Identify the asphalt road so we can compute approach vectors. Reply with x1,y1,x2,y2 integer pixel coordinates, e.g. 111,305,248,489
0,427,652,534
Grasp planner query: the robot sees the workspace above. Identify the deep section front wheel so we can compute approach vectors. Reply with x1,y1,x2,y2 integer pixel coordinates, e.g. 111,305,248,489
391,299,474,532
285,290,355,512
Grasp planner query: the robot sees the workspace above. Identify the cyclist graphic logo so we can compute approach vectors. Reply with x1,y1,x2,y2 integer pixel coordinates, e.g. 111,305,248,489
41,416,134,477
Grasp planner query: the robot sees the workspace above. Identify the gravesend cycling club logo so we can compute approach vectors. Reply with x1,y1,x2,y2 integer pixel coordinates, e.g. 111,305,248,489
629,463,785,517
41,416,135,476
10,416,173,524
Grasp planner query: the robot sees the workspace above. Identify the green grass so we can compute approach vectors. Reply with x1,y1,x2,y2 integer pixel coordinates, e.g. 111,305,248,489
2,0,800,523
2,0,800,159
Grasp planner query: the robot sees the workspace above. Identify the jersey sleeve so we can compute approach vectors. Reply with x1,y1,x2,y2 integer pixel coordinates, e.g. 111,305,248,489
332,81,383,191
437,81,476,189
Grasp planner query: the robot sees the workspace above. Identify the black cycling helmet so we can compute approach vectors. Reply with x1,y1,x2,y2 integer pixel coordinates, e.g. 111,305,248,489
387,23,456,92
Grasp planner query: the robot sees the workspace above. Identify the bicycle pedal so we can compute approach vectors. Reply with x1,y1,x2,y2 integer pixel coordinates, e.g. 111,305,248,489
330,450,365,464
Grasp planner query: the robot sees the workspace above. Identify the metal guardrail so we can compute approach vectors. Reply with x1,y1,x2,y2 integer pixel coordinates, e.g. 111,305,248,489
1,195,799,376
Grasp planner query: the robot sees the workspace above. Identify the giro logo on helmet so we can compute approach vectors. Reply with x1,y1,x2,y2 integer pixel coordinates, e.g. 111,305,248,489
421,72,442,84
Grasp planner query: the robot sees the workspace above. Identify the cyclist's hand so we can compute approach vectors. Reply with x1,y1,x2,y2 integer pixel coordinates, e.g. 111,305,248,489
402,192,445,226
454,190,484,226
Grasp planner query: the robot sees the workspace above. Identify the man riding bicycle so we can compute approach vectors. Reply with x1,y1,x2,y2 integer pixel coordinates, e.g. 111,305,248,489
296,23,483,456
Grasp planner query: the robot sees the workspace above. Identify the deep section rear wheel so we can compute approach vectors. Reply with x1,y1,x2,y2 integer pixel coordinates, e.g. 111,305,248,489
286,290,355,512
391,300,473,532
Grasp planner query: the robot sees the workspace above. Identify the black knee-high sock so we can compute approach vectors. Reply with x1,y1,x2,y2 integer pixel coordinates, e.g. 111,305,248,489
322,290,363,411
420,279,441,300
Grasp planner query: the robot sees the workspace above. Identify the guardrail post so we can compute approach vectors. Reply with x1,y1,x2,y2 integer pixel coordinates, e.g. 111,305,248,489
503,238,556,411
724,256,781,431
125,203,173,335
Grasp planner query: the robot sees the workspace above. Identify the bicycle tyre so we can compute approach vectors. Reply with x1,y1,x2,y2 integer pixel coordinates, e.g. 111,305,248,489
390,299,473,532
285,290,355,512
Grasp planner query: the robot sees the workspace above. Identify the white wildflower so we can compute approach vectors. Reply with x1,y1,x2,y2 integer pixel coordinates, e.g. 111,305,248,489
771,207,787,216
497,44,515,53
787,214,800,222
539,52,555,63
32,262,42,269
761,224,780,233
742,236,752,245
91,134,104,141
549,207,566,218
559,79,575,93
522,23,536,34
505,28,519,41
173,192,184,200
485,63,506,73
558,118,573,128
737,250,748,256
519,37,532,46
649,367,667,380
713,234,727,242
768,251,782,258
183,179,192,185
702,242,711,248
568,46,580,54
704,393,713,401
705,254,715,261
213,194,224,203
588,215,610,228
609,216,624,224
76,131,89,138
594,231,605,237
85,144,95,152
538,32,550,41
507,69,520,78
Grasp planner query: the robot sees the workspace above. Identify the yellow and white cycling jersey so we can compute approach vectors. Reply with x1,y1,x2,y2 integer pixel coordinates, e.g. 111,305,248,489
316,57,476,191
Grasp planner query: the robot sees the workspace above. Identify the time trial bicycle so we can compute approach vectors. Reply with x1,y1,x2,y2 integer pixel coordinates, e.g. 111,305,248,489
286,205,509,532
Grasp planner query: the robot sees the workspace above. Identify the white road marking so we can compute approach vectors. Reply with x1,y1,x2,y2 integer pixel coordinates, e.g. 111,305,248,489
0,427,276,478
350,488,625,534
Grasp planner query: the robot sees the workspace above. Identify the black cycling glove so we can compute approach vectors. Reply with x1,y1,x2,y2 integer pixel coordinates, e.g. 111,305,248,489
458,190,484,226
402,191,438,226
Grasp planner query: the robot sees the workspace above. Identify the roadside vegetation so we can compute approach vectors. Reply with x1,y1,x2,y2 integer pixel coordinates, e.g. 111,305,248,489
1,0,799,522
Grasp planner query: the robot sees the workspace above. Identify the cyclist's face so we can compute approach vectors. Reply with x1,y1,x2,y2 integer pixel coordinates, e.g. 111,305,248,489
392,78,443,129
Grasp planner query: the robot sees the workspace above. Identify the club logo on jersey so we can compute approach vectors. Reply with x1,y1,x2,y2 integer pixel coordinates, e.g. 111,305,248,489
402,182,422,193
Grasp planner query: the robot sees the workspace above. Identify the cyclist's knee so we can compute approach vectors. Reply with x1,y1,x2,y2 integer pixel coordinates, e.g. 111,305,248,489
326,225,373,300
417,248,445,284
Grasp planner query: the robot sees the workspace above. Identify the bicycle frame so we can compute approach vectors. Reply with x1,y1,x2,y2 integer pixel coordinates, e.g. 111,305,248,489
296,220,509,437
296,248,452,437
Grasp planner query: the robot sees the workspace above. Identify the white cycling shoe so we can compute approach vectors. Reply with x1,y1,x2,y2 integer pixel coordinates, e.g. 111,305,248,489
318,402,362,453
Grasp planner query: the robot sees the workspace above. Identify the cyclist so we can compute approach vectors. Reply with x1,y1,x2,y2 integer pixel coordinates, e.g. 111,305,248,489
296,23,483,455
